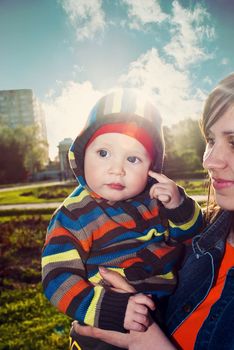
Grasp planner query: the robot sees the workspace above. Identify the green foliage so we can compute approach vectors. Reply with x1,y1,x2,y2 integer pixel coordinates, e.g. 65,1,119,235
0,122,48,184
163,119,206,178
0,124,27,184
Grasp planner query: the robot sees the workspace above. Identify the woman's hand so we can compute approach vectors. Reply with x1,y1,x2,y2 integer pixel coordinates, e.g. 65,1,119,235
98,266,136,292
72,321,177,350
72,321,130,349
128,324,177,350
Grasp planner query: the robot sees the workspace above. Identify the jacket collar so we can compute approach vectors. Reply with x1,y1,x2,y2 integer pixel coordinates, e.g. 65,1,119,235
194,211,233,253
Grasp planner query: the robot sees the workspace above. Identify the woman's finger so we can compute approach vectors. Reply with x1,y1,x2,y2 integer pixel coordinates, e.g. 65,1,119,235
99,267,136,293
72,321,129,348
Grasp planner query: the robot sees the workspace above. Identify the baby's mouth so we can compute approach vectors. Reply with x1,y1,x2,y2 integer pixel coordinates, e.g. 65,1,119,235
107,183,125,190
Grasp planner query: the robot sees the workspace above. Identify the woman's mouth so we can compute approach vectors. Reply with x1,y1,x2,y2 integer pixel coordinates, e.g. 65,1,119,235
212,178,234,190
107,183,125,190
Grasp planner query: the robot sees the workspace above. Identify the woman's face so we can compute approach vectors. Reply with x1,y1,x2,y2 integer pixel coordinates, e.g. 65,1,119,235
203,105,234,210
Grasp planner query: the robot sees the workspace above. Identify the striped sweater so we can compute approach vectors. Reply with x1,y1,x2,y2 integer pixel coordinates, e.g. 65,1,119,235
42,185,202,332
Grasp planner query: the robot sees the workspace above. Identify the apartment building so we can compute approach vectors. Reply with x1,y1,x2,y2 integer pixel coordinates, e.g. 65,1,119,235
0,89,48,143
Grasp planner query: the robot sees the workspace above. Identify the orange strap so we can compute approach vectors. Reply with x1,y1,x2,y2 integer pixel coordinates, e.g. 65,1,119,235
173,242,234,350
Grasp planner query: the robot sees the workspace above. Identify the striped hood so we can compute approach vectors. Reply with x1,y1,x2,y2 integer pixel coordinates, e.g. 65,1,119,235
69,88,165,191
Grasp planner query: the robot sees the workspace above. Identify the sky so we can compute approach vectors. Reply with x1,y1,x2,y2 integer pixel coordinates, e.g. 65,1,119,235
0,0,234,160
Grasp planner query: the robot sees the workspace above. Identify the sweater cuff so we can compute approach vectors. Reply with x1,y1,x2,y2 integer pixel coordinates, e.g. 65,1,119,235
98,290,133,332
162,187,196,224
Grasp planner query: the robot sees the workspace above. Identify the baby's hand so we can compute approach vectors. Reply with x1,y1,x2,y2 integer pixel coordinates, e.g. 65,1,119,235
124,293,155,332
148,170,182,209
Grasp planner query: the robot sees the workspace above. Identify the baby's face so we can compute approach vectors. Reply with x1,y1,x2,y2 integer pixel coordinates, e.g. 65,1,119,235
84,133,151,202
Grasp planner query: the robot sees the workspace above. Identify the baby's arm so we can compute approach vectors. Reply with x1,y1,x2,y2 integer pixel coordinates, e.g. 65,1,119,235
148,170,183,209
148,170,203,241
124,294,155,332
42,212,132,333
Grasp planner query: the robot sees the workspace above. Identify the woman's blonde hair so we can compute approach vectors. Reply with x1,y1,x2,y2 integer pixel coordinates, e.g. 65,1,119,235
200,73,234,222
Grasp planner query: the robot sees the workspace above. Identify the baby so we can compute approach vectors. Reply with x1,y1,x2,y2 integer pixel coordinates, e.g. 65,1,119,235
42,89,202,350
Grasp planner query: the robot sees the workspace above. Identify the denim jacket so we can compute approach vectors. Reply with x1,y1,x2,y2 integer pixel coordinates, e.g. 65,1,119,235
165,210,234,350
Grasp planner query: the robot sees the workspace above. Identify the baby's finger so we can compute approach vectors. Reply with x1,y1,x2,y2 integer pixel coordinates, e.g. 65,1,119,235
133,294,155,310
157,194,171,204
149,184,171,201
149,183,158,199
148,170,169,183
134,304,148,316
133,313,150,328
125,320,146,332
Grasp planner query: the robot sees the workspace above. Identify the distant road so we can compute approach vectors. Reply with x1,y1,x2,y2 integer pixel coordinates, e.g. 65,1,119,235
0,195,208,211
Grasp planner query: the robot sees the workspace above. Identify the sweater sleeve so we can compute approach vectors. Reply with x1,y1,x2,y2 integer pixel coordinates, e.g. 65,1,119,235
160,187,203,243
41,208,132,332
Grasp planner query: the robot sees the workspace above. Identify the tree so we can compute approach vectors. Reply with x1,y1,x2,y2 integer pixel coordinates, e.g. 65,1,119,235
172,118,206,163
15,125,48,176
163,119,206,178
0,122,48,184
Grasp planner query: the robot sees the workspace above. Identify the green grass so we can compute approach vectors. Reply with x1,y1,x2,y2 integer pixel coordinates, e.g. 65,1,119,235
0,214,71,350
0,285,71,350
0,184,76,205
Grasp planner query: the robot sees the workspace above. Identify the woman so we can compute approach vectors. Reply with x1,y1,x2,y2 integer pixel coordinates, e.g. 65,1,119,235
72,73,234,350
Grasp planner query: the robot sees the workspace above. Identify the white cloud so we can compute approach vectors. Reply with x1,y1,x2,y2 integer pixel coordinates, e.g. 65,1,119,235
221,58,229,65
164,1,214,68
203,76,213,85
43,81,102,159
60,0,106,41
122,0,167,29
118,48,205,124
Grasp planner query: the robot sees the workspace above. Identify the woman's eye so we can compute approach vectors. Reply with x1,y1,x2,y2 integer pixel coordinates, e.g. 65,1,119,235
127,156,140,164
98,149,110,158
206,137,215,146
229,139,234,149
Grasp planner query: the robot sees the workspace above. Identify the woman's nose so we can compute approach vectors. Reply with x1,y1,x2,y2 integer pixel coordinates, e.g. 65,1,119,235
203,144,227,170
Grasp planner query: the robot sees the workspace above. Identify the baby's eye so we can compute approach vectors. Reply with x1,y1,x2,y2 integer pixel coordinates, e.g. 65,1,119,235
98,149,110,158
127,156,141,164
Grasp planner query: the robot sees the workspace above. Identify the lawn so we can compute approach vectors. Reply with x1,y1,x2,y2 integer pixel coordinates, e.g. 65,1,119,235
0,214,71,350
0,183,76,205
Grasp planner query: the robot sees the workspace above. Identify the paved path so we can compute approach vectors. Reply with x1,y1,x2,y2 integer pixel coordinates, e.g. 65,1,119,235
0,195,208,211
0,181,69,192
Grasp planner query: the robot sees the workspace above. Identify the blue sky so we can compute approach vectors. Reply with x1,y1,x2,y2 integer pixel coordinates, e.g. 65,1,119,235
1,0,233,159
